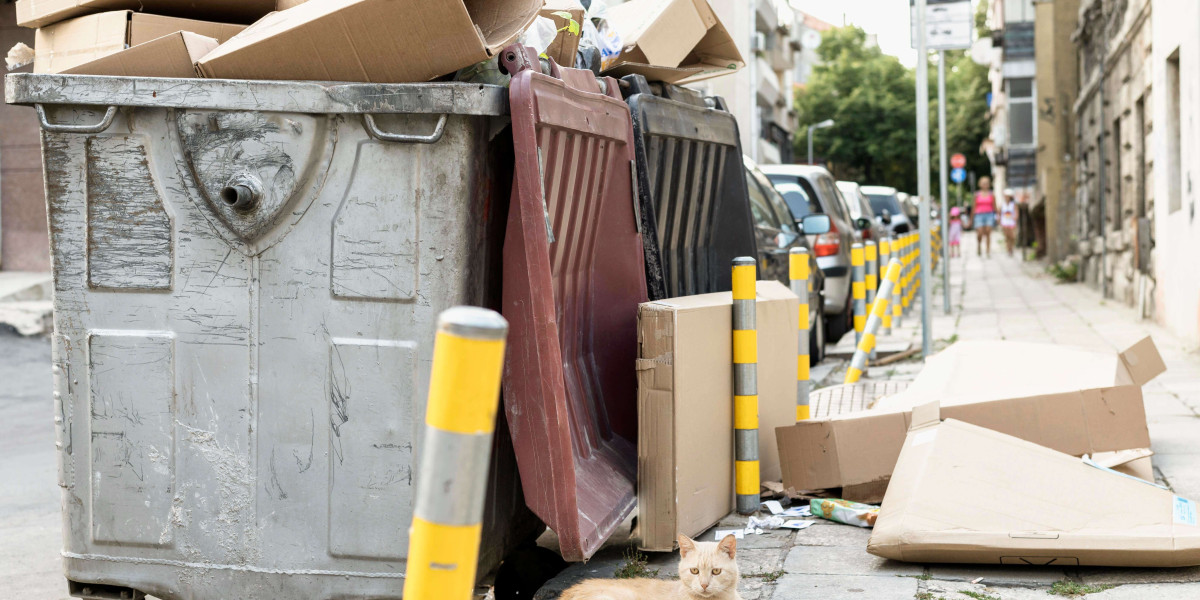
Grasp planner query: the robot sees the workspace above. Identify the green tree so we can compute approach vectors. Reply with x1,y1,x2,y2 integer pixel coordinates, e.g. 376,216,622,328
794,25,992,199
795,26,917,191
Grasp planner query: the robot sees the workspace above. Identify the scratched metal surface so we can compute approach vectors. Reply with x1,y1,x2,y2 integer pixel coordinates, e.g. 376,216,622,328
498,47,646,562
14,75,538,599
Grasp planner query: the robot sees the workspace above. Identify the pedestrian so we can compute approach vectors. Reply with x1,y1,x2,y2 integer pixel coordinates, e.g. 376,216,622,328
948,206,963,258
1000,191,1019,257
972,176,997,257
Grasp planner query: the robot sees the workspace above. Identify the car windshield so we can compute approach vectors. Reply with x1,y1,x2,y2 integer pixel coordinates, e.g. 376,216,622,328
865,193,903,217
773,181,818,219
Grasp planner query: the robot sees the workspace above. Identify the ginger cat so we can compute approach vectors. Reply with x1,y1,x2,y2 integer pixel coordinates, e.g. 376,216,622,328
559,534,742,600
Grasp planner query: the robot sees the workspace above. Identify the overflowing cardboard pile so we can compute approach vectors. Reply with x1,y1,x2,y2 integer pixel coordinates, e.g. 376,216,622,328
11,0,743,84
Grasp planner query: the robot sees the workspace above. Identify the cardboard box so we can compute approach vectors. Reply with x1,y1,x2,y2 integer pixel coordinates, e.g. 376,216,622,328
197,0,542,83
34,11,244,74
17,0,278,28
869,411,1200,567
601,0,744,84
775,337,1165,502
541,0,585,68
636,281,798,551
61,31,217,78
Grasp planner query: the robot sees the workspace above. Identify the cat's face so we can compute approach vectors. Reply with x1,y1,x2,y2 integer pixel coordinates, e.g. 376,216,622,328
677,534,739,598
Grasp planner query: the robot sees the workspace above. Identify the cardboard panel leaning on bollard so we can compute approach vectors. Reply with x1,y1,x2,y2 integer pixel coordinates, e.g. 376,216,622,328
405,307,508,600
790,248,811,421
732,257,760,515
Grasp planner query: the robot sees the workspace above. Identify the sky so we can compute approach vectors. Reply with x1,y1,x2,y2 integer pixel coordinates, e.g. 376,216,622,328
789,0,982,68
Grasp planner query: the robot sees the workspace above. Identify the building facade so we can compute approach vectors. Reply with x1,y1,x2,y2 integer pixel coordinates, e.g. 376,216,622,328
982,0,1038,208
1072,0,1154,314
1034,0,1080,263
1150,0,1200,344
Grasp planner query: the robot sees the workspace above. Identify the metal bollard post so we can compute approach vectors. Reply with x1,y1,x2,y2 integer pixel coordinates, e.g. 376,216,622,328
405,306,509,600
790,248,811,421
864,240,878,360
880,236,893,336
845,259,902,384
850,243,865,349
732,257,759,515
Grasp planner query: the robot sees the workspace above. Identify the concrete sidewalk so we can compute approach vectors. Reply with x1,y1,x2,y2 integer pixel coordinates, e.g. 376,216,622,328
536,232,1200,600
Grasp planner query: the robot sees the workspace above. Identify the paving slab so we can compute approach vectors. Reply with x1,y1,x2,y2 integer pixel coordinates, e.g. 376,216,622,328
1081,582,1200,599
927,564,1076,587
770,574,918,600
790,521,874,548
782,545,923,577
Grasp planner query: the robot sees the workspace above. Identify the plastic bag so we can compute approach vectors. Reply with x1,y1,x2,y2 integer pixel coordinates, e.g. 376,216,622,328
810,498,880,528
520,16,559,58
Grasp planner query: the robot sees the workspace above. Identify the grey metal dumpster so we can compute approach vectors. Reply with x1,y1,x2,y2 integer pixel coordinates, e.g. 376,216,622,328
5,73,540,600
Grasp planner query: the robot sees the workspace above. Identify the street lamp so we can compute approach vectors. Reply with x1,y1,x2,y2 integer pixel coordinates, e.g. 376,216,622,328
807,119,834,165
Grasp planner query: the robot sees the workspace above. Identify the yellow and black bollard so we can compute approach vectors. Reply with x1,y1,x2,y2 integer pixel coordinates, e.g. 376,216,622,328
880,236,893,336
732,256,760,515
404,306,508,600
790,248,810,421
864,240,878,361
850,243,866,348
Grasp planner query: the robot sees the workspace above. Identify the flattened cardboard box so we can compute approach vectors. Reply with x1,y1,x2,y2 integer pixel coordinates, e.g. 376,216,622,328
601,0,743,84
62,31,217,78
776,337,1165,502
637,281,797,551
869,415,1200,567
34,11,244,74
197,0,542,83
17,0,281,28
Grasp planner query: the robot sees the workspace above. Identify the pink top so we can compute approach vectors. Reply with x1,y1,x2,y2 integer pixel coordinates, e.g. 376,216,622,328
974,192,996,214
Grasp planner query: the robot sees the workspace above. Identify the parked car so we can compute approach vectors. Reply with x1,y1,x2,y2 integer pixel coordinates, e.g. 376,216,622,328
759,164,871,344
837,181,887,242
743,156,828,363
860,185,914,236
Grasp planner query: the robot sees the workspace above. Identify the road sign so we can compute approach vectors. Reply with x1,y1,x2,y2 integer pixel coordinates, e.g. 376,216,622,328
951,153,966,169
951,167,966,183
910,0,973,51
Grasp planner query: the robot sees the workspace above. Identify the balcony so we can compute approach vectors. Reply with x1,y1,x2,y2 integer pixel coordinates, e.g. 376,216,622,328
756,56,781,107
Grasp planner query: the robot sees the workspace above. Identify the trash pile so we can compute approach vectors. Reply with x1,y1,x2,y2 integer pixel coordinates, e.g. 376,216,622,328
7,0,742,84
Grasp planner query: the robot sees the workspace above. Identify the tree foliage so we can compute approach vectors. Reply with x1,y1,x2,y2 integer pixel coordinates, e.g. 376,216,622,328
794,24,992,198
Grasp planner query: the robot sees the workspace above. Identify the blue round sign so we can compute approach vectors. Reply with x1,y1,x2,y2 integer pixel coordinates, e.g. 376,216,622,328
951,167,966,183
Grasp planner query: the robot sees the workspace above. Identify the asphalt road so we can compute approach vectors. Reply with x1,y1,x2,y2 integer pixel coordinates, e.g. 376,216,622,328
0,333,63,598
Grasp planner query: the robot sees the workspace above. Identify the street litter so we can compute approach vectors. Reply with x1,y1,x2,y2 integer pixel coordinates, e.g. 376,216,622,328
869,404,1200,567
601,0,744,83
776,337,1164,503
762,500,811,517
811,499,880,528
714,529,745,541
636,283,799,551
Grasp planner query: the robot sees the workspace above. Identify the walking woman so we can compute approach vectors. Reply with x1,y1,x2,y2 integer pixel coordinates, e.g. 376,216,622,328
1000,192,1019,256
973,176,997,258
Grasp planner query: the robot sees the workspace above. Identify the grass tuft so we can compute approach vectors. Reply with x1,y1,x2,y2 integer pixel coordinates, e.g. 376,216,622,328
1048,580,1115,597
613,546,659,579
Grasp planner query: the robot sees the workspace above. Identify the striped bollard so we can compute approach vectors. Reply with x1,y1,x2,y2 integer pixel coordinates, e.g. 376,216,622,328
732,257,759,515
880,236,893,336
790,248,811,421
850,243,865,348
845,259,903,384
910,233,921,309
864,240,878,361
893,236,905,328
405,307,508,600
902,234,915,315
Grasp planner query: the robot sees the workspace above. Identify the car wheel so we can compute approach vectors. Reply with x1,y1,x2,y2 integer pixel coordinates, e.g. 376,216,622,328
826,295,850,344
809,294,826,366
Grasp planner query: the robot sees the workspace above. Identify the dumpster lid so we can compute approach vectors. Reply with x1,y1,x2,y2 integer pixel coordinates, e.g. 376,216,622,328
4,73,508,116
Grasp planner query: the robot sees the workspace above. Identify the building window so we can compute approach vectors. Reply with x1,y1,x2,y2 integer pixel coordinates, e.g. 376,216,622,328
1004,0,1034,23
1167,48,1182,213
1008,78,1035,147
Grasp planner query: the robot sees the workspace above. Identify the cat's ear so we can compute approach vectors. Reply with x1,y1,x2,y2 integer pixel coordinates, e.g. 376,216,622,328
717,534,737,559
677,535,696,558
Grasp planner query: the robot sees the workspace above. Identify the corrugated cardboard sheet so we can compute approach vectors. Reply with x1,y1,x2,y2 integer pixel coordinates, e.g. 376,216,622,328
601,0,743,84
869,416,1200,567
637,281,798,551
62,31,217,77
34,11,243,73
16,0,278,28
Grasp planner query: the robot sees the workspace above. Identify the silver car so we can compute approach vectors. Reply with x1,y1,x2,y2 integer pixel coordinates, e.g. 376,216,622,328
760,165,870,343
862,185,914,235
837,181,887,243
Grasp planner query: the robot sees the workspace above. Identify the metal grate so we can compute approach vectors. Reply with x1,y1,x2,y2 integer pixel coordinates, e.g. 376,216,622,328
808,381,911,418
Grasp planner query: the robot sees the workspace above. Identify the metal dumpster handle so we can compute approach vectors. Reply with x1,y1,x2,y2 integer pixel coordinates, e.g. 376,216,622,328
35,104,117,134
361,113,448,144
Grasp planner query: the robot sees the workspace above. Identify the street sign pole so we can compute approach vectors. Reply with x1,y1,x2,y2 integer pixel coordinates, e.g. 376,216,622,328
938,50,950,314
916,0,932,359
